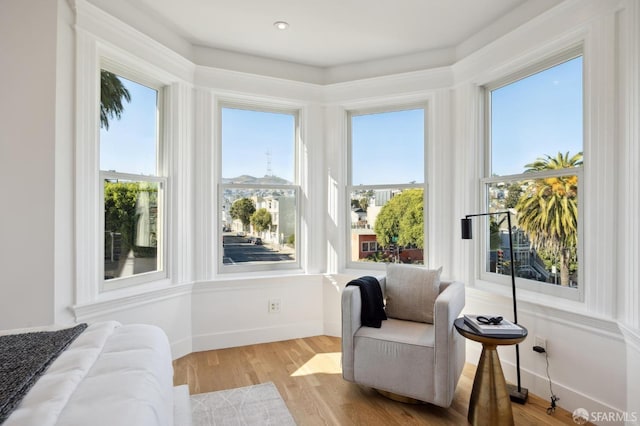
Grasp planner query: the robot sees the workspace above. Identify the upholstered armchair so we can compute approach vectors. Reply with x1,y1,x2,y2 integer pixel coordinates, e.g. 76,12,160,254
341,266,465,407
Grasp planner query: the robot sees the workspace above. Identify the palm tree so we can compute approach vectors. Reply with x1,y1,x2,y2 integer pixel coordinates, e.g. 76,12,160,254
100,70,131,130
515,152,582,286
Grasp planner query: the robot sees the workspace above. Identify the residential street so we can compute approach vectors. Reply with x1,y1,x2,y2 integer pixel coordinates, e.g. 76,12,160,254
222,235,293,264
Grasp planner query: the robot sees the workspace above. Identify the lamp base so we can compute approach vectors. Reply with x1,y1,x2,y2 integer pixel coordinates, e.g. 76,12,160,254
507,384,528,404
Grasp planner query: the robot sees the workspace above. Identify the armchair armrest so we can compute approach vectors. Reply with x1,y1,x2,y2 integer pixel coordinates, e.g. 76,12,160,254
433,280,466,405
341,285,362,382
434,281,465,331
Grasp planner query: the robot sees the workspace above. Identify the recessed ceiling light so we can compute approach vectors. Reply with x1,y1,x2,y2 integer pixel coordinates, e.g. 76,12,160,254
273,21,289,30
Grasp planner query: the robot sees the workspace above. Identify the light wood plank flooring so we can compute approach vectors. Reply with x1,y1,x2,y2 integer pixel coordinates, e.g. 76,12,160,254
173,335,582,425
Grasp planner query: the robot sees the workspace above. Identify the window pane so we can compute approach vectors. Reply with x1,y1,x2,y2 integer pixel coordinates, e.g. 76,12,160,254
222,188,296,265
350,188,424,265
351,109,424,185
485,177,579,288
104,179,160,280
100,71,158,175
491,56,583,176
221,108,295,183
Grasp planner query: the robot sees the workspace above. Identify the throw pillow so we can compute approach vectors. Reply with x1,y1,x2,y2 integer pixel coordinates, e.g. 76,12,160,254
384,263,442,324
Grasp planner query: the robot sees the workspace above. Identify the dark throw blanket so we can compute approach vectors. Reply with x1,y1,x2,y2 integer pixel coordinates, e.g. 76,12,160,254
0,323,88,423
346,276,387,328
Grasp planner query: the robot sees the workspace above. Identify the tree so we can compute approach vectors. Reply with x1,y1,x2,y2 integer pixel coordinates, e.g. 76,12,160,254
100,70,131,130
489,217,502,250
250,208,272,232
516,151,582,286
374,189,424,249
505,183,523,209
104,182,140,251
104,181,158,251
230,198,256,231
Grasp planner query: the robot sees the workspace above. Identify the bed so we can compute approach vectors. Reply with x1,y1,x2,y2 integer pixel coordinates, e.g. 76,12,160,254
0,321,190,426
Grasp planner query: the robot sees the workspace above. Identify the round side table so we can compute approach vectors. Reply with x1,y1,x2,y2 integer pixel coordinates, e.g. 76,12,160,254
454,318,527,426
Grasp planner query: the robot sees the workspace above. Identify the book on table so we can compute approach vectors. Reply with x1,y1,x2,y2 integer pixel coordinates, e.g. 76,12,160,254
463,314,525,335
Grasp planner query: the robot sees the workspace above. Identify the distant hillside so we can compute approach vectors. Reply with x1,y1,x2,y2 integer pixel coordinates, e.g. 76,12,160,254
222,175,292,185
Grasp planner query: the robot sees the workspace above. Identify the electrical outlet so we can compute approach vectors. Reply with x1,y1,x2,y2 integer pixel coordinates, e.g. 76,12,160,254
268,298,281,313
534,336,547,352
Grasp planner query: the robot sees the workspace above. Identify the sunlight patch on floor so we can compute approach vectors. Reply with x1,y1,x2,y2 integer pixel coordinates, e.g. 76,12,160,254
291,352,342,377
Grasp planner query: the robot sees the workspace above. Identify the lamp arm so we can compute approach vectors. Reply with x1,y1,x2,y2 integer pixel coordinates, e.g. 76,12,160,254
464,211,511,219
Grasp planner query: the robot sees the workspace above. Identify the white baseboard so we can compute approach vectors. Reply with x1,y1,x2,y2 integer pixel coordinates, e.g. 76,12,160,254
191,321,323,352
171,335,193,360
323,320,341,337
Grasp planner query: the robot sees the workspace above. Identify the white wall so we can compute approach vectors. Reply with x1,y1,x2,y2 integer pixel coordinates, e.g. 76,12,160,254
190,276,323,352
55,0,77,327
0,0,66,328
1,0,639,421
74,289,194,359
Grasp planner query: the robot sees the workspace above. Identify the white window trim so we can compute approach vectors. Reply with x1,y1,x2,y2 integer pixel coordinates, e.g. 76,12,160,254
480,49,585,302
216,101,302,275
98,69,168,291
346,103,428,270
75,29,190,304
458,14,619,321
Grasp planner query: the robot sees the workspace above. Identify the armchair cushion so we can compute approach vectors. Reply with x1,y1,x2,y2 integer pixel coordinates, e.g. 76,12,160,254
384,264,442,324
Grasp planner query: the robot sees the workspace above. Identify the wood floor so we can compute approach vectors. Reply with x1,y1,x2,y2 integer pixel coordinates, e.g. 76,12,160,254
173,335,582,425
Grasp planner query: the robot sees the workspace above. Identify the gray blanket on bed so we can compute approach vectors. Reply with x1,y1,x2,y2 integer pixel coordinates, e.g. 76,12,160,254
0,323,87,423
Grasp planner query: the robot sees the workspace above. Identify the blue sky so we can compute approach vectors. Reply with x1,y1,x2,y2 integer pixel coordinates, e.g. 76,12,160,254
100,76,157,175
221,108,295,181
491,56,583,176
351,109,424,185
100,57,582,181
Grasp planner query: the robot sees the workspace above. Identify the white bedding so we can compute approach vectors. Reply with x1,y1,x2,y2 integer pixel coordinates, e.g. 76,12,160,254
4,321,174,426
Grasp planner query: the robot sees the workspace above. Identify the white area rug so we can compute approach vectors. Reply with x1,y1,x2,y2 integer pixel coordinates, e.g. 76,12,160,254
190,382,296,426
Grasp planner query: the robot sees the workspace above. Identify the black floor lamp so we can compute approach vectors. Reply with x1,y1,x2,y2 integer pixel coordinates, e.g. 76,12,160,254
461,211,529,404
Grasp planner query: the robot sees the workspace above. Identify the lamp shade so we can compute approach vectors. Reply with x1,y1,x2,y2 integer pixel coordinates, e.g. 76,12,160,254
461,218,473,239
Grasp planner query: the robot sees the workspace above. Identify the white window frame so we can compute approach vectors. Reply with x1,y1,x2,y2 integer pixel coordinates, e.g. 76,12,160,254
98,65,168,292
346,104,427,270
75,41,181,303
481,48,584,301
216,102,301,274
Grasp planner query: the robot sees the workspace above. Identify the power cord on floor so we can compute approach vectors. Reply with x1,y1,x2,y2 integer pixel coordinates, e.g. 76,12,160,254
533,345,559,415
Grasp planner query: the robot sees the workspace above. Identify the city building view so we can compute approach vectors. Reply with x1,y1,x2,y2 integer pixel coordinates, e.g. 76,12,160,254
350,189,424,265
221,182,296,265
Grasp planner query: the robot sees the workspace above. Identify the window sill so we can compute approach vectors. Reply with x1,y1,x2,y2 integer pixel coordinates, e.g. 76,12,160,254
467,279,622,339
213,267,306,281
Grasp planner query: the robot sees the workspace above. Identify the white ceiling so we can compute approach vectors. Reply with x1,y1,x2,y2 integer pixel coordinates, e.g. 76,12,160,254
110,0,562,69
